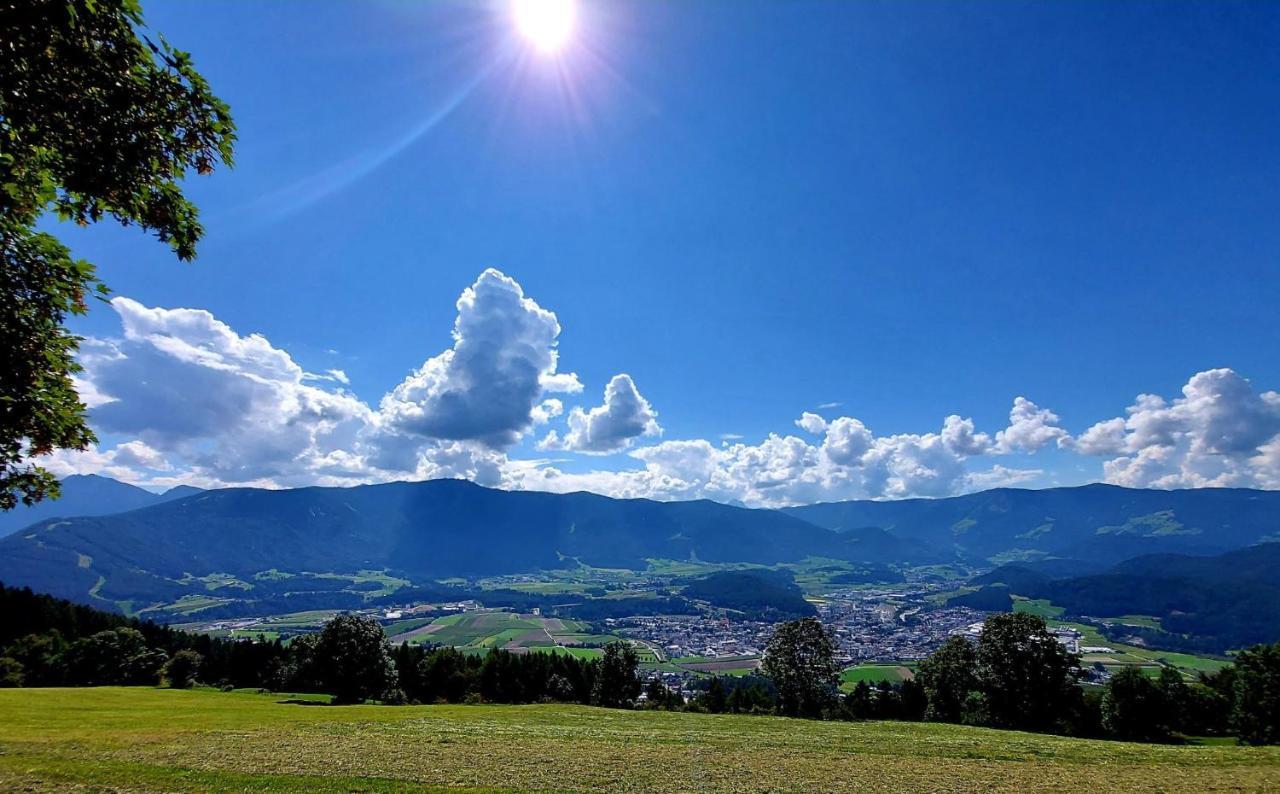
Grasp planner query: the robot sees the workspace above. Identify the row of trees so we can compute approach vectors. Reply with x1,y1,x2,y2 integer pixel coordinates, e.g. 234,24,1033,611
0,585,647,708
756,614,1279,746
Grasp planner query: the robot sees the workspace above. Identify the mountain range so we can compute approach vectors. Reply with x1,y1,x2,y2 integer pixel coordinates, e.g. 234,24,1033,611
0,475,200,538
0,477,1277,617
784,483,1280,563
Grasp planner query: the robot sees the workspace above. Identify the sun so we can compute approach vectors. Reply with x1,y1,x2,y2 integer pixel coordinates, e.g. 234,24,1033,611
512,0,576,54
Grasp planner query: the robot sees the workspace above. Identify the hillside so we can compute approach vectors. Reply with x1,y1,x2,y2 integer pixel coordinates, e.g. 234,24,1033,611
1,688,1275,792
958,544,1280,650
0,479,854,607
0,475,199,538
785,484,1280,563
4,478,1280,614
681,569,816,620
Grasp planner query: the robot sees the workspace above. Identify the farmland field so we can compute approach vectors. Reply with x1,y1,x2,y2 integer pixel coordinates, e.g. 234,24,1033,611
1,688,1278,792
386,610,625,658
840,664,916,690
1011,597,1065,619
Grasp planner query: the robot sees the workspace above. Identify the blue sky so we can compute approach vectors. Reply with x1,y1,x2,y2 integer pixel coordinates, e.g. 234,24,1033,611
49,1,1280,503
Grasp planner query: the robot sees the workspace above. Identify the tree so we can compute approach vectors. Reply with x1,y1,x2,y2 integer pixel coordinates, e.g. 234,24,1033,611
645,677,670,708
61,627,165,686
313,615,396,705
898,677,927,721
975,613,1081,732
2,632,66,687
872,680,901,719
591,641,640,708
762,617,840,718
844,680,873,720
1102,667,1171,742
0,0,234,509
698,677,728,713
0,657,23,687
1233,642,1280,745
1156,666,1189,735
917,635,979,723
163,649,202,689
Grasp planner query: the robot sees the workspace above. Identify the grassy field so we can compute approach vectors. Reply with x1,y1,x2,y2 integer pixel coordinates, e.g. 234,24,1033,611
1011,597,1065,619
840,664,916,690
1,688,1278,792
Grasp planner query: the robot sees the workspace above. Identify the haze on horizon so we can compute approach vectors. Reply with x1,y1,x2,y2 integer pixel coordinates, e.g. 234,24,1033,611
42,0,1280,508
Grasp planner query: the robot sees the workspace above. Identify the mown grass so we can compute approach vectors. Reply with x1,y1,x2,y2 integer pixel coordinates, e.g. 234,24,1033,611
1,688,1278,792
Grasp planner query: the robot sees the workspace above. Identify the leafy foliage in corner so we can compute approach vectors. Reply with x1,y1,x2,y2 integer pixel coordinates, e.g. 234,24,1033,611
0,0,234,509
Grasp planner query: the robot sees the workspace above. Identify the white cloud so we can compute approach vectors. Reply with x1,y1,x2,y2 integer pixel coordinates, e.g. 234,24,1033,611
38,273,1280,506
77,297,372,487
531,398,564,426
995,397,1070,453
795,412,828,435
1079,368,1280,489
1073,417,1128,456
43,441,172,483
377,269,571,449
110,440,172,471
52,270,586,489
941,414,994,456
821,417,873,466
540,372,584,394
540,374,661,454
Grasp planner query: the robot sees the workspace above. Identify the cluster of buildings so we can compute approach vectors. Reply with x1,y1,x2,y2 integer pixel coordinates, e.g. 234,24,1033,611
612,584,990,668
953,621,1087,654
609,615,770,660
817,587,986,664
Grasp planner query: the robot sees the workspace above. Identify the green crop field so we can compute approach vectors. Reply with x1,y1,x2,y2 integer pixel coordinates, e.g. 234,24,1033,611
393,611,627,656
1012,597,1065,619
840,664,916,690
1,688,1277,792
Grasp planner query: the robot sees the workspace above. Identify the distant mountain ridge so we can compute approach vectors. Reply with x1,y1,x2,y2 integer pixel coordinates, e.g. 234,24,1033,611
0,478,868,607
0,475,201,538
784,483,1280,564
0,477,1277,616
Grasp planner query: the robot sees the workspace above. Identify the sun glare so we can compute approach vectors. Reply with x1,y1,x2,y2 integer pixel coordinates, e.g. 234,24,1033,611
512,0,576,54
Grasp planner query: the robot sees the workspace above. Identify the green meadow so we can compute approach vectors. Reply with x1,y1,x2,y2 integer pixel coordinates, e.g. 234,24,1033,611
1,688,1278,792
839,663,917,690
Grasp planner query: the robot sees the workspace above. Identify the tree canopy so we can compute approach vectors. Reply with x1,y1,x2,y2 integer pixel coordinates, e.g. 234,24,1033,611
762,616,840,718
0,0,234,509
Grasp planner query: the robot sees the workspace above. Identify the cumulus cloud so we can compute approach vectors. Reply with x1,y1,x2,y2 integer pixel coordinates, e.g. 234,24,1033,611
1078,368,1280,489
939,415,992,457
795,412,829,435
995,397,1070,453
78,297,372,486
821,417,874,466
54,270,588,489
39,270,1280,507
540,374,661,454
531,399,564,426
43,441,172,483
377,269,572,448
